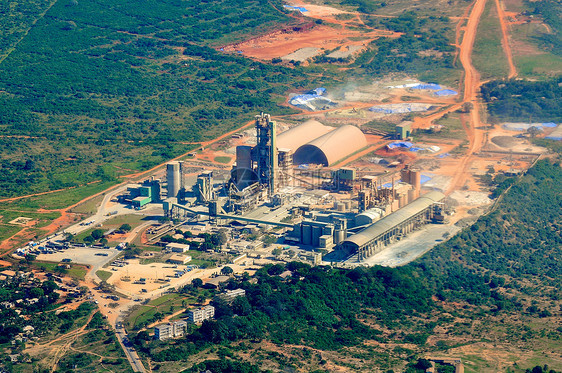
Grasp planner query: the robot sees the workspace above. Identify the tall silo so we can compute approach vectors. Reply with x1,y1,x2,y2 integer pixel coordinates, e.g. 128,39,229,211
166,162,180,198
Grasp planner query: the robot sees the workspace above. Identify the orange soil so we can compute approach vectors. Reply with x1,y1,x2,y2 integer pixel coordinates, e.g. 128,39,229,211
223,25,399,61
452,0,475,67
495,0,517,78
446,0,489,194
221,1,400,62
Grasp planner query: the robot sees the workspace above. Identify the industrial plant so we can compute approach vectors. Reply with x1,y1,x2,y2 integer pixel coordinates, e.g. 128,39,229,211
133,112,451,265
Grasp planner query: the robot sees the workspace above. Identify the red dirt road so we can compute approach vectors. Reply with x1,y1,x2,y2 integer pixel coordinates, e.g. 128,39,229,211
446,0,488,193
494,0,517,78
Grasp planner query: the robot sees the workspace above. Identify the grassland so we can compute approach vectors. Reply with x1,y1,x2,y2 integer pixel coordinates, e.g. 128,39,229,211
213,156,232,164
509,20,562,78
431,111,468,140
16,310,132,373
96,270,113,281
125,291,213,330
70,194,106,215
471,0,509,80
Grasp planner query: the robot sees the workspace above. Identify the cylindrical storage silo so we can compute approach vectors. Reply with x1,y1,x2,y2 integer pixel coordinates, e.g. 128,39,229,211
302,224,312,245
312,226,322,247
411,170,421,190
335,229,345,244
401,168,411,184
167,162,180,198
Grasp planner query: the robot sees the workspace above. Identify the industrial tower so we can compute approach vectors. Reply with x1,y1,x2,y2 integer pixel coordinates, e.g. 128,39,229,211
166,162,181,198
254,113,277,196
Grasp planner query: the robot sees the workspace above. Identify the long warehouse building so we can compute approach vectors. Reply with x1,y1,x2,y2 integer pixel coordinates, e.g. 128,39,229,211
341,190,445,260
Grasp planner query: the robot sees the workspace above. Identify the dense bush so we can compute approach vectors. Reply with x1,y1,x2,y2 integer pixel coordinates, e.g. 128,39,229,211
481,77,562,122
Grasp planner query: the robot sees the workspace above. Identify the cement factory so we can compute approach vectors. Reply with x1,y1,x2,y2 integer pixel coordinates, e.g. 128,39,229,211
123,113,448,264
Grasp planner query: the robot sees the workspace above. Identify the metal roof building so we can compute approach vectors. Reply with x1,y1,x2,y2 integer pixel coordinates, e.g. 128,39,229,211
293,125,368,166
342,190,445,260
277,119,334,152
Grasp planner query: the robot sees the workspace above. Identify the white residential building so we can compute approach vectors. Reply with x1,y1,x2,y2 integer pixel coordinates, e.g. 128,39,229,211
154,320,188,341
154,324,172,341
214,288,246,304
187,305,215,324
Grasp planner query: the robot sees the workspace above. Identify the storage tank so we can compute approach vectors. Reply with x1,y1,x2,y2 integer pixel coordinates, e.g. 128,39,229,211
166,162,181,198
401,168,411,184
312,226,322,247
411,170,421,190
302,224,312,245
335,229,346,244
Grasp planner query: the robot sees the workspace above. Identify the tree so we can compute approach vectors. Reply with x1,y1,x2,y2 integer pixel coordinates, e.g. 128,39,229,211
527,126,541,138
415,359,432,370
25,254,36,264
29,287,44,298
42,280,58,294
192,278,203,288
232,296,251,316
91,229,105,240
221,266,233,276
119,224,132,232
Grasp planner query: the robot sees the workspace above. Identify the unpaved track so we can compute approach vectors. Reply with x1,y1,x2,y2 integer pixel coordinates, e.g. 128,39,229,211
25,309,96,372
411,0,488,193
447,0,488,193
494,0,517,78
0,186,77,203
452,0,476,67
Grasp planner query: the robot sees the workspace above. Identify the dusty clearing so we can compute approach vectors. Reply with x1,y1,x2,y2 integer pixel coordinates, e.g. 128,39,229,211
221,24,397,62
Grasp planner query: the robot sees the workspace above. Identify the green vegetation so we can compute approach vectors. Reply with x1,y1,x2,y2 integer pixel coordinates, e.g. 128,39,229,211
70,193,105,215
0,274,93,345
0,0,325,198
214,156,232,164
13,310,131,372
481,77,562,122
354,12,455,80
135,262,437,371
126,292,203,330
526,0,562,56
186,360,260,373
67,266,88,280
96,270,113,281
421,159,562,291
128,159,562,371
0,0,54,60
471,0,509,79
429,111,467,140
516,52,562,78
